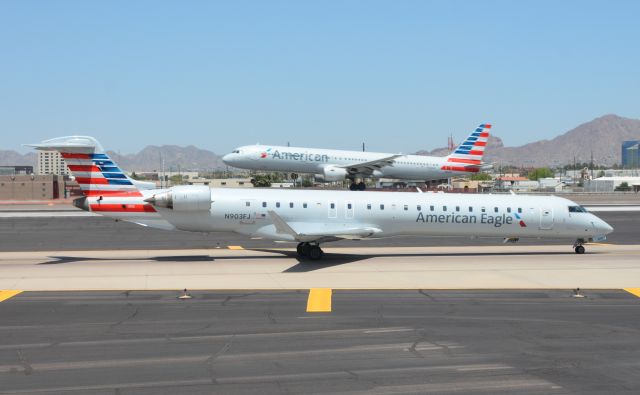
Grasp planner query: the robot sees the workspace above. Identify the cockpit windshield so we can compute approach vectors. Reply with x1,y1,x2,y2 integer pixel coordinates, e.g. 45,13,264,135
568,205,588,213
232,150,240,154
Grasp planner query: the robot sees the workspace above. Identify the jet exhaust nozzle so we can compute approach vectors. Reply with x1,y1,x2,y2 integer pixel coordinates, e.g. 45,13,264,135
73,197,89,211
144,192,173,209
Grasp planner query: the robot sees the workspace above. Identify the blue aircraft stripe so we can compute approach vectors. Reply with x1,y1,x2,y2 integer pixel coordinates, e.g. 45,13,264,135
102,173,128,179
98,166,122,173
107,179,133,185
466,137,478,141
475,128,483,133
455,149,471,154
90,154,110,160
459,145,474,150
93,160,115,166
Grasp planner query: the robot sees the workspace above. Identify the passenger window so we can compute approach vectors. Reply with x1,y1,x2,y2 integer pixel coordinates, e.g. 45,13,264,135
367,204,371,210
262,202,267,208
443,206,447,212
276,202,281,208
330,203,335,209
348,203,352,209
417,205,421,211
469,206,473,212
289,202,294,208
380,204,385,210
430,205,434,211
404,205,408,211
481,207,486,213
303,203,308,208
246,202,250,207
518,208,522,213
494,207,499,213
455,206,460,212
507,207,511,213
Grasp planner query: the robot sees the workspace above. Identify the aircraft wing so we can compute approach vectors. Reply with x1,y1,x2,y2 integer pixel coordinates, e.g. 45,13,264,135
268,211,382,242
337,154,403,175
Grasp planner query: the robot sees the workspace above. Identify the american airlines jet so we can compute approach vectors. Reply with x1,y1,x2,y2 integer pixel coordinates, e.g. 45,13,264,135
28,136,612,260
222,124,492,190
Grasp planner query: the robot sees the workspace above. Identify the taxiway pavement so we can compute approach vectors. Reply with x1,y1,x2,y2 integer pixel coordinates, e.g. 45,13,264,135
1,290,639,394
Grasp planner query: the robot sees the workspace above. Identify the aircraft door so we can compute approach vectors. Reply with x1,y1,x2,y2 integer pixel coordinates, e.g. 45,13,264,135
328,201,337,218
539,208,553,230
345,201,354,219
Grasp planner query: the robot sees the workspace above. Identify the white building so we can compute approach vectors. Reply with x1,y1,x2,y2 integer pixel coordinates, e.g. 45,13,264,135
37,151,69,176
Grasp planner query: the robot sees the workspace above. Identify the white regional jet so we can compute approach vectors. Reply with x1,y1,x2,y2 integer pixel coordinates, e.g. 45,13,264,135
223,124,492,190
29,136,613,260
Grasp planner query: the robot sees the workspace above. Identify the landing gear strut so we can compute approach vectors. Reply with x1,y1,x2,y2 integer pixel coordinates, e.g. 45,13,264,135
349,181,366,191
297,242,324,260
573,239,586,254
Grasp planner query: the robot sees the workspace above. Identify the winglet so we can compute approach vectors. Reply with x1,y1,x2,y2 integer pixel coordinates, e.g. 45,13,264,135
267,210,299,238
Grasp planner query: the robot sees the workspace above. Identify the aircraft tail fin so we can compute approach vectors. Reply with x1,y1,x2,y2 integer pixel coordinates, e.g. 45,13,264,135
26,136,143,197
443,124,491,172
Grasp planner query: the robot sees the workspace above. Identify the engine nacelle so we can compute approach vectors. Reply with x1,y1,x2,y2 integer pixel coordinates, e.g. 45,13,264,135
315,165,348,182
144,185,211,211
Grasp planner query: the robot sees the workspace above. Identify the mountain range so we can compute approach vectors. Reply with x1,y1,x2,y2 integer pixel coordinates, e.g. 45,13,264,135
2,114,640,171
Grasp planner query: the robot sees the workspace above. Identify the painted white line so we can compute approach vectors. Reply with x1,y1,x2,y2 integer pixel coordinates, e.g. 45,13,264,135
0,212,97,218
584,206,640,212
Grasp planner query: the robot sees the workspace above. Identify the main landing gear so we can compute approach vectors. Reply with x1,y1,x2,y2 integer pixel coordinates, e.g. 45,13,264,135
573,239,586,254
297,242,324,260
349,182,366,191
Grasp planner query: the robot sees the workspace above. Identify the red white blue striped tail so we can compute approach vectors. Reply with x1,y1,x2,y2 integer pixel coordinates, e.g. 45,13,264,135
441,123,491,173
26,136,142,197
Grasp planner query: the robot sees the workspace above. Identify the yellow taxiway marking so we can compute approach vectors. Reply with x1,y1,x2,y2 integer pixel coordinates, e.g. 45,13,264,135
0,290,23,303
624,288,640,298
306,288,332,313
227,246,244,250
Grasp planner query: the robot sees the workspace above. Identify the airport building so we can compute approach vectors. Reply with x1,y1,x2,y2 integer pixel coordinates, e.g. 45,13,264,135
0,165,33,176
0,174,65,200
622,140,640,168
37,150,70,176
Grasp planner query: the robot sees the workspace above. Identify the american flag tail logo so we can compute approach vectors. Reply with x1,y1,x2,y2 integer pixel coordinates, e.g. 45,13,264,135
441,123,491,173
26,136,143,198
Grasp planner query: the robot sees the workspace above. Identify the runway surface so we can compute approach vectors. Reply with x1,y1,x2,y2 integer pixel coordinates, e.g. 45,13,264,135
0,211,637,252
1,290,639,394
1,245,639,291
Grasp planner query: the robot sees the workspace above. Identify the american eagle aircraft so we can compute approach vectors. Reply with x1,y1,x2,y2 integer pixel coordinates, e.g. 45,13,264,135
29,136,613,260
223,123,493,190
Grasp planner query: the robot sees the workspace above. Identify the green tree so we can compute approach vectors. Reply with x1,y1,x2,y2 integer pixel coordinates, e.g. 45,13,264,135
169,175,185,185
251,174,272,187
615,182,631,192
470,173,492,181
528,167,554,181
597,170,605,178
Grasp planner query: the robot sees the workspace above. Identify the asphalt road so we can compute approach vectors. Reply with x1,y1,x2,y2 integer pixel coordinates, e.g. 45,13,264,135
0,212,637,252
1,290,639,394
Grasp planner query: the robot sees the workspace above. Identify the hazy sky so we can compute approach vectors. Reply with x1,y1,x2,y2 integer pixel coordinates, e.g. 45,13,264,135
1,0,639,155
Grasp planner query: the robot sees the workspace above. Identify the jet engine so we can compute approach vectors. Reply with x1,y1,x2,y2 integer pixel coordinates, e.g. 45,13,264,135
314,165,348,182
144,185,211,211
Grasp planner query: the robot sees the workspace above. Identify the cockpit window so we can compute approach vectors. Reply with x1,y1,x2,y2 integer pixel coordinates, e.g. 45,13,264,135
232,150,240,154
568,205,588,213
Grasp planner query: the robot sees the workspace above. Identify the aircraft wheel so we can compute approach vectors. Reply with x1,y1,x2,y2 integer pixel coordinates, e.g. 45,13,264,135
308,246,324,260
349,183,357,191
297,242,306,256
357,182,366,191
574,245,585,254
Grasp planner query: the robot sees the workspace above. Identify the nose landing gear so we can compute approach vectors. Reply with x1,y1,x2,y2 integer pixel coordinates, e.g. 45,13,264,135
297,242,324,260
573,239,586,254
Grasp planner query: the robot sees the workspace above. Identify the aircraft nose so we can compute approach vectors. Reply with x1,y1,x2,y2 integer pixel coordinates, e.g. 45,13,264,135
601,220,614,235
222,153,234,164
593,216,614,235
